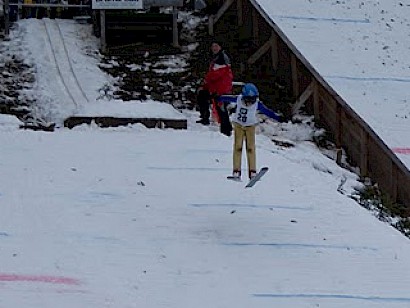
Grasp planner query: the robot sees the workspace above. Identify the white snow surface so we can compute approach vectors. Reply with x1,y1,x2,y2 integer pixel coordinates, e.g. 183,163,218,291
5,18,185,123
254,0,410,168
1,14,410,308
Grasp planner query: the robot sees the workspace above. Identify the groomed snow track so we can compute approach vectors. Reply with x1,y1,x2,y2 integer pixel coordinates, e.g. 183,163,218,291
38,18,187,130
42,18,89,108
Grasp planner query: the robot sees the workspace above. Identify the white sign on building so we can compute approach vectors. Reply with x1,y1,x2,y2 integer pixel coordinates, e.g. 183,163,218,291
92,0,143,10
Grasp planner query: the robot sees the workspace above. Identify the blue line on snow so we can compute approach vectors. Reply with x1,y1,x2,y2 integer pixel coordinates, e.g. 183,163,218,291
224,242,377,251
188,203,312,211
253,293,410,302
273,15,370,24
88,192,120,198
325,75,410,83
0,232,10,237
147,167,231,171
78,191,122,204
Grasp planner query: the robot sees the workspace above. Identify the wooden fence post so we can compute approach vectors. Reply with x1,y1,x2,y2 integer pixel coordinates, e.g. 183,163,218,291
4,0,10,39
291,54,299,99
172,6,179,47
360,128,369,177
336,104,342,165
313,81,320,121
100,10,106,53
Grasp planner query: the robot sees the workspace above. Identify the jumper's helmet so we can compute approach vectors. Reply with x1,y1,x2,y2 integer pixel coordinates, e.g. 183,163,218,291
242,83,259,105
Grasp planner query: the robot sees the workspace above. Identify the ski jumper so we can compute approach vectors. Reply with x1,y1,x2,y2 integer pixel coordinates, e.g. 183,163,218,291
218,94,280,178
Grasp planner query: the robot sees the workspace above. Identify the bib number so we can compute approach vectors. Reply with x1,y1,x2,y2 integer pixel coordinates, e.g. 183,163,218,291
237,107,248,123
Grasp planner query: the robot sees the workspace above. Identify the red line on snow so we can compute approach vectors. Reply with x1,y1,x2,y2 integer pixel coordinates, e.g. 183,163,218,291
392,147,410,155
0,273,80,285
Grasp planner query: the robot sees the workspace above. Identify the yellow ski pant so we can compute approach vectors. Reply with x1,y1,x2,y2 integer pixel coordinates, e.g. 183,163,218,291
233,123,256,177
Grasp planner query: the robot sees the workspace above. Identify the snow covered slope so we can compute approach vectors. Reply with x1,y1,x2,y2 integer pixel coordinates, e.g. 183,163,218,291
253,0,410,169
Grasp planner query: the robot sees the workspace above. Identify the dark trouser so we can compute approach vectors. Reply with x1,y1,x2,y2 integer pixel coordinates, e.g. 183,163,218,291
215,103,232,136
197,89,211,121
197,89,232,135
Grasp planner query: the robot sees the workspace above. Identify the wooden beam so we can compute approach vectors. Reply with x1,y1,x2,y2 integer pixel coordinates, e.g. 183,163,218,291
209,15,214,36
237,0,243,27
336,104,342,148
252,6,259,42
360,128,369,177
313,81,320,120
247,35,274,65
4,0,10,39
336,104,343,165
291,81,314,114
270,31,278,70
100,10,106,53
172,7,179,47
209,0,235,35
291,54,299,98
391,163,398,203
64,117,187,130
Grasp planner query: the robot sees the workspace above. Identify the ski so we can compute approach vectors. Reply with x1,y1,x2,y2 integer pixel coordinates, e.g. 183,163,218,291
245,167,269,188
227,175,242,182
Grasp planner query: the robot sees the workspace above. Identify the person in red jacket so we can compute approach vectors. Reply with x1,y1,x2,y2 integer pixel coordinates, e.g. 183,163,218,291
196,41,233,126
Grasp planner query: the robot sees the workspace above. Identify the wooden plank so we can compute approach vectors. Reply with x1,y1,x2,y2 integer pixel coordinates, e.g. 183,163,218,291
100,10,106,53
347,122,363,142
10,3,89,7
237,0,243,27
4,0,10,38
336,104,342,146
208,15,214,36
252,6,259,41
291,54,299,98
247,35,273,65
360,128,369,177
391,163,398,202
270,31,278,70
145,0,183,6
336,104,342,165
64,117,187,129
172,7,179,47
313,81,320,120
291,81,314,114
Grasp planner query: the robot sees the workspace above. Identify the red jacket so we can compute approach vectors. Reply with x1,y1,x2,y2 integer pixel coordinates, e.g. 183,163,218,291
203,50,233,96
